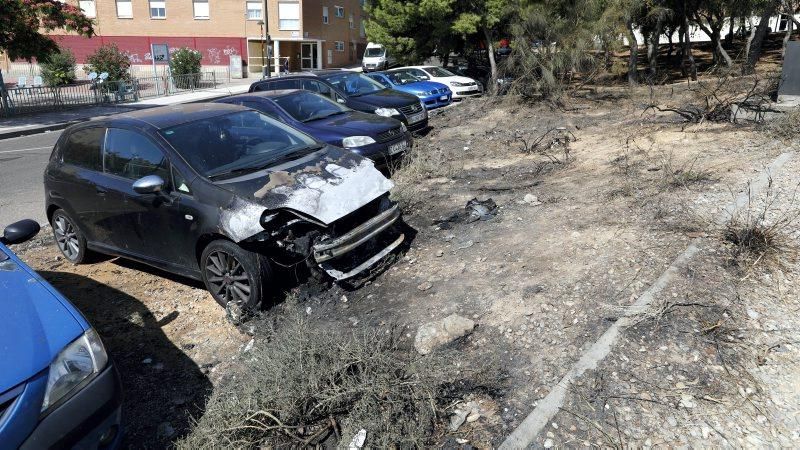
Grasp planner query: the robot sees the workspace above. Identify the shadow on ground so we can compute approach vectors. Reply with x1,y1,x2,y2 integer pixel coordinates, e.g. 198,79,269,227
38,271,212,448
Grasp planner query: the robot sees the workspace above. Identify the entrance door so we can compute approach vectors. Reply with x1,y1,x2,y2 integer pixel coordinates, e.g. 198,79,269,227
301,43,317,70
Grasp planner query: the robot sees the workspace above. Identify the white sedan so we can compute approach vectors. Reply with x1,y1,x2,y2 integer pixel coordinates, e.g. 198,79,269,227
392,66,482,99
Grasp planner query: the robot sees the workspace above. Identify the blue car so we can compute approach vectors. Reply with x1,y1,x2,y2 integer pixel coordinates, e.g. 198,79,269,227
215,89,413,167
366,71,452,110
0,219,122,449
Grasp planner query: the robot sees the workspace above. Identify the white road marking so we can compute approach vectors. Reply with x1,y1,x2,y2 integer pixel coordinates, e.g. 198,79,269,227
499,151,795,449
0,146,52,154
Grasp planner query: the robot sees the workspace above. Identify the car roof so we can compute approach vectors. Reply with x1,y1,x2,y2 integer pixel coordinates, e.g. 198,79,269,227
110,103,248,129
226,89,302,100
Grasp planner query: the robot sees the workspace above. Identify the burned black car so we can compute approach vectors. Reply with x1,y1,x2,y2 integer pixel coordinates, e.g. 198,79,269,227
44,104,404,311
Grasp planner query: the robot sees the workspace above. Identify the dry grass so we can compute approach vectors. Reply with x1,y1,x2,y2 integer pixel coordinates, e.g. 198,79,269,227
389,140,461,210
177,302,503,448
763,108,800,142
722,179,800,270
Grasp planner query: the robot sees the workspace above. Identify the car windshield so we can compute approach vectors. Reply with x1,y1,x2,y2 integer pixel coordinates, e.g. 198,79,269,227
386,71,421,85
365,47,385,57
321,72,385,97
274,91,349,122
425,67,456,77
160,111,319,180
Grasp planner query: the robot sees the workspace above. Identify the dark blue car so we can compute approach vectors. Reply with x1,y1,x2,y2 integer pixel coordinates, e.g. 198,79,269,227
215,90,413,167
0,219,122,449
366,72,452,110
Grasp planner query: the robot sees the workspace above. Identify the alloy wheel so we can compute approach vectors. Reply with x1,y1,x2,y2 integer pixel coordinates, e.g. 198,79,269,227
54,215,80,260
205,250,252,306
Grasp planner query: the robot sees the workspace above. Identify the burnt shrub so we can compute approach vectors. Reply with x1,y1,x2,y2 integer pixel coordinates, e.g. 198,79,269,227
177,307,503,448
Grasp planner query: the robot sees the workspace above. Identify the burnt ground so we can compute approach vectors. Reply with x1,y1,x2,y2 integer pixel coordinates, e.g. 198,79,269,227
10,74,800,447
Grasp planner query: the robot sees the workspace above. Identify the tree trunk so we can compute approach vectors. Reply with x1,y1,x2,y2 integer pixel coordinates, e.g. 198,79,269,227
745,3,780,74
696,18,733,67
482,27,497,94
715,27,733,66
682,14,697,80
667,30,674,58
744,17,757,61
647,17,664,80
627,18,639,85
726,14,735,45
783,15,794,57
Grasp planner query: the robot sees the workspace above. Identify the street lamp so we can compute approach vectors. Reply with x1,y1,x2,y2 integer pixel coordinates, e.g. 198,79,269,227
257,20,266,79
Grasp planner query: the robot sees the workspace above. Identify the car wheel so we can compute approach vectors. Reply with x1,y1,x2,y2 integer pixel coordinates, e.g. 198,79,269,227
201,240,271,312
51,210,89,264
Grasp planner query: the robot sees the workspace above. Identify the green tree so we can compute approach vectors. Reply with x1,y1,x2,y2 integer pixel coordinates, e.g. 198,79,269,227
83,44,132,81
450,0,509,89
40,49,77,86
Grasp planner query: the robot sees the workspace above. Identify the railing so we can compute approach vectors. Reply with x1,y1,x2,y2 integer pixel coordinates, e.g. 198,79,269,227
0,72,220,117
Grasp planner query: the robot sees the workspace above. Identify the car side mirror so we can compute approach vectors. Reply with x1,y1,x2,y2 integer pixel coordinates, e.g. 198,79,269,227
132,175,166,195
1,219,40,245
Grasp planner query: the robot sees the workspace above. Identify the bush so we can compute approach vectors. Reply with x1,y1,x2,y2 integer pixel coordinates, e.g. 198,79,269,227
40,50,76,86
178,309,503,448
83,44,131,81
170,47,202,88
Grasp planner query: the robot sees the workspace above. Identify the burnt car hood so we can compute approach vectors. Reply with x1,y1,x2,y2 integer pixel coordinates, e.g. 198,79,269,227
305,111,399,137
214,145,394,241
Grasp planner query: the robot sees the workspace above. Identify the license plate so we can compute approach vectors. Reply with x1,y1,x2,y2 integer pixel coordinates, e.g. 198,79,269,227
389,141,408,155
407,112,425,124
439,95,448,101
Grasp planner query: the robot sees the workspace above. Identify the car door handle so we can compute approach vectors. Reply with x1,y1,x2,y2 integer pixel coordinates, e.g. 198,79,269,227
95,186,107,196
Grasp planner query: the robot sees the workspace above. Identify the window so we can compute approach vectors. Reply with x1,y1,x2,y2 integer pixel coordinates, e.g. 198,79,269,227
172,167,191,194
327,49,333,64
104,129,169,181
301,79,332,97
278,2,300,30
273,91,347,122
348,13,354,29
116,0,132,17
193,0,209,19
359,20,365,37
79,0,96,18
149,0,166,18
334,5,344,17
246,0,262,19
63,128,104,171
322,6,328,24
335,41,344,52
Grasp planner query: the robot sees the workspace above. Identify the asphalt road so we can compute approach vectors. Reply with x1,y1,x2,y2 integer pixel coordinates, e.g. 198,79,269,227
0,131,61,229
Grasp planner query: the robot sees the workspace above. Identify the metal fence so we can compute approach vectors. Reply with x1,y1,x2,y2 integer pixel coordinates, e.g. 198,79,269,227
0,72,220,117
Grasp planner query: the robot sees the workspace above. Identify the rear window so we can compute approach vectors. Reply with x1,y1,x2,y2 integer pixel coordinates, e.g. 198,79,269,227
62,127,104,171
253,79,299,91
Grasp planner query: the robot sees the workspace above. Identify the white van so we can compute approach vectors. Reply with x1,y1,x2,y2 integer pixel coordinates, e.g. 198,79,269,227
362,43,393,72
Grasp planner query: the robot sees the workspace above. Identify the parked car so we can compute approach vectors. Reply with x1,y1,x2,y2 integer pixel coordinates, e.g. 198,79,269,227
0,219,122,449
214,90,412,167
366,71,452,110
446,65,513,95
362,42,395,72
44,104,405,313
392,66,482,99
248,70,429,132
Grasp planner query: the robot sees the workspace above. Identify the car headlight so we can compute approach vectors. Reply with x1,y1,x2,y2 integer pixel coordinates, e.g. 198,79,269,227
400,122,407,132
342,136,376,148
374,107,399,117
450,81,466,87
42,329,108,412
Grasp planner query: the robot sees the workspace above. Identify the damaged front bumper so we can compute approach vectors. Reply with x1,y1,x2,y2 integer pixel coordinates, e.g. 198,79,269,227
312,204,404,280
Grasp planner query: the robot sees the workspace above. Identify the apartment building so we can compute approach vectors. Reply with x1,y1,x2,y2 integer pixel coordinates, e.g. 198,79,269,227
12,0,368,76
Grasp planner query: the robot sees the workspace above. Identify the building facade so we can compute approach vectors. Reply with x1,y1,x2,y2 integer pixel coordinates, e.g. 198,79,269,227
6,0,368,77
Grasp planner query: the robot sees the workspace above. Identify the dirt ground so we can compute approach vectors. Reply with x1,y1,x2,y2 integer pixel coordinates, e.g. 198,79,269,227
11,74,800,447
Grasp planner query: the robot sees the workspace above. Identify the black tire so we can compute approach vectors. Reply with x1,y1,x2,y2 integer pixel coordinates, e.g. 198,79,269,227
51,209,89,264
200,240,271,313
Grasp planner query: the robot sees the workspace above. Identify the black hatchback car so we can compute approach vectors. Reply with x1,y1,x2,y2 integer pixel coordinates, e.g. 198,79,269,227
214,90,412,167
44,104,405,313
249,70,429,132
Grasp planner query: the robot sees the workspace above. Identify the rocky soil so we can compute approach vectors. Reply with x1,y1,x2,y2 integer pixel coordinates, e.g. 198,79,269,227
10,81,800,447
